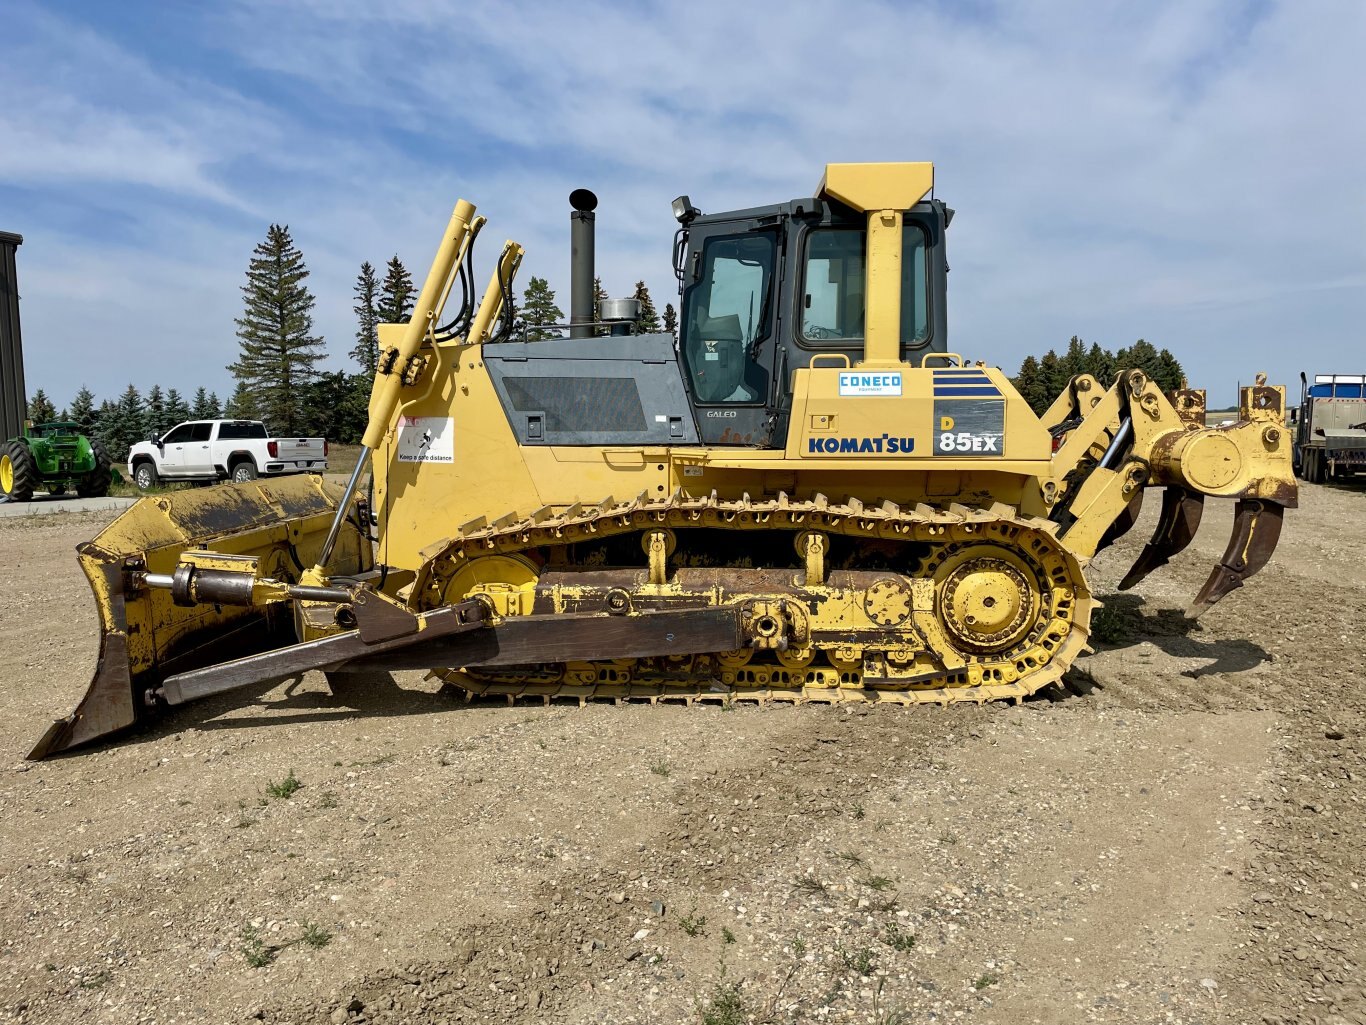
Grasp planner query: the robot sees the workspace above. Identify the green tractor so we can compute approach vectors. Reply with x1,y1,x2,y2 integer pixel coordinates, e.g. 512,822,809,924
0,422,113,502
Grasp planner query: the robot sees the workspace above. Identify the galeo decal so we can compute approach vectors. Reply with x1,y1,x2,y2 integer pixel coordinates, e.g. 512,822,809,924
838,371,902,397
808,434,915,454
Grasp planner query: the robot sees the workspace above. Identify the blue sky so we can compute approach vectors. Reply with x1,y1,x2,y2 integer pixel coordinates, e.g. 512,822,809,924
2,0,1362,411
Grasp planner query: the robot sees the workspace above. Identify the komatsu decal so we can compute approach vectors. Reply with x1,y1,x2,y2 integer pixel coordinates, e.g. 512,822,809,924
807,434,916,454
838,371,902,397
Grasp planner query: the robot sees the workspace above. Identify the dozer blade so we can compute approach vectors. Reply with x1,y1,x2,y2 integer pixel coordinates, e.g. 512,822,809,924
1118,487,1205,591
1188,498,1285,618
27,476,371,759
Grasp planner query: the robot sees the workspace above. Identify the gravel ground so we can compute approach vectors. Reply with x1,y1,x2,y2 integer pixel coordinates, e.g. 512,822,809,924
0,483,1362,1025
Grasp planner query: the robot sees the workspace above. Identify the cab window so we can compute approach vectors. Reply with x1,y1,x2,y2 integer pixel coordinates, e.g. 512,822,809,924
162,424,194,444
190,422,213,442
683,234,775,404
800,225,930,348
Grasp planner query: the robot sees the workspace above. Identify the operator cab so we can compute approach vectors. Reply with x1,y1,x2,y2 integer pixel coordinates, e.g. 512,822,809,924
677,193,951,445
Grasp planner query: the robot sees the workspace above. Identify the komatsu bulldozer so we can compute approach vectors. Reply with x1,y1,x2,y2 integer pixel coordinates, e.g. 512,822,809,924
29,162,1297,759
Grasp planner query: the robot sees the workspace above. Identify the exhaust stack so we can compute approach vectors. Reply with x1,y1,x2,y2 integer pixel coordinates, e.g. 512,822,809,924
569,188,597,339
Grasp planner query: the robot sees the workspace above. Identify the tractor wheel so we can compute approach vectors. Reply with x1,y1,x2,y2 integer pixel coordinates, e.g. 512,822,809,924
0,441,37,502
133,460,160,491
231,461,259,482
76,439,113,498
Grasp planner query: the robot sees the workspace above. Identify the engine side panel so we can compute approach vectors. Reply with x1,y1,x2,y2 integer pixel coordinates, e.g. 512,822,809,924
485,334,700,446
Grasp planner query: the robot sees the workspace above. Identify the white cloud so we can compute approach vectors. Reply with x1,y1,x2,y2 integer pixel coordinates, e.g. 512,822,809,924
2,0,1363,411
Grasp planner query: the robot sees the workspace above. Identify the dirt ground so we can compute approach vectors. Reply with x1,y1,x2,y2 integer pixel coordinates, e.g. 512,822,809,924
0,482,1362,1025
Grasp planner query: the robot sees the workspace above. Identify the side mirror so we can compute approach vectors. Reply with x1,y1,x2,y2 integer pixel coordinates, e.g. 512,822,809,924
149,431,162,447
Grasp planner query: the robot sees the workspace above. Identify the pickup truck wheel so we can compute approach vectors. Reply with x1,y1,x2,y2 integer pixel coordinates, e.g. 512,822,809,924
76,439,113,498
133,461,160,491
231,461,259,482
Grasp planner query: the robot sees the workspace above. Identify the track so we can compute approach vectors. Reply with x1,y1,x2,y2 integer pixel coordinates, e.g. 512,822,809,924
412,489,1097,707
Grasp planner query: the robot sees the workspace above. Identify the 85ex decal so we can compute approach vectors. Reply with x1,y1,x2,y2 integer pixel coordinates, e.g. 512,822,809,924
933,398,1004,457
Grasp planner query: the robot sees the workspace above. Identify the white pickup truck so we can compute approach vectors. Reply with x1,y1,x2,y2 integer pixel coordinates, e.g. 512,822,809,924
127,419,328,490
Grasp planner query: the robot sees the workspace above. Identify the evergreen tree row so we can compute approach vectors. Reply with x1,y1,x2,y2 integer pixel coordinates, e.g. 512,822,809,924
1011,337,1186,416
23,384,225,461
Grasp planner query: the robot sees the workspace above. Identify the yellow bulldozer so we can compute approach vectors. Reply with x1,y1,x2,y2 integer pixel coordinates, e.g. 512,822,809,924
29,162,1297,758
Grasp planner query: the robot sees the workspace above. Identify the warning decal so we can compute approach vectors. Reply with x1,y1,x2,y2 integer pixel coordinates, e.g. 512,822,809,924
396,416,455,463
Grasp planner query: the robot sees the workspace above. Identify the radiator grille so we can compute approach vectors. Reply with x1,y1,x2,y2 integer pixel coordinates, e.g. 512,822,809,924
502,376,646,433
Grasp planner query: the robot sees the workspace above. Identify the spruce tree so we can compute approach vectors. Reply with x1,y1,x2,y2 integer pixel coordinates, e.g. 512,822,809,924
145,385,168,435
1155,349,1185,393
191,386,221,419
68,386,97,433
592,277,608,323
165,388,192,427
1086,342,1115,387
1115,339,1162,383
1037,350,1064,411
228,224,325,435
632,281,661,334
378,256,415,324
521,276,564,341
97,385,146,459
352,261,381,374
27,389,56,424
297,371,370,444
663,303,678,340
1012,356,1047,414
223,380,258,421
1059,336,1087,384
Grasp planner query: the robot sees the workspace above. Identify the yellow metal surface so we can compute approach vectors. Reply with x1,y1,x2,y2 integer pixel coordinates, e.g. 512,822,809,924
0,453,12,493
816,163,935,367
818,162,935,213
361,200,476,450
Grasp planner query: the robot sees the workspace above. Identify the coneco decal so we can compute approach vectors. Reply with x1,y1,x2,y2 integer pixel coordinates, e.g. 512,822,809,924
838,372,902,397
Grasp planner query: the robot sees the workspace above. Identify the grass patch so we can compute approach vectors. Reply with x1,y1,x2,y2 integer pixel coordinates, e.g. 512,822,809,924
697,980,746,1025
837,850,865,867
860,874,895,891
650,759,671,777
240,925,275,968
721,926,736,944
974,973,999,990
317,790,339,809
850,802,866,820
838,944,876,976
1090,603,1130,644
679,907,707,937
793,876,829,898
300,922,332,949
883,922,916,952
265,769,302,800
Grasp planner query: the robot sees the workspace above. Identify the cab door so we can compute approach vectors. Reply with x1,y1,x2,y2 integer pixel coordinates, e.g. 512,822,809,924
180,422,215,475
157,423,196,475
678,222,784,446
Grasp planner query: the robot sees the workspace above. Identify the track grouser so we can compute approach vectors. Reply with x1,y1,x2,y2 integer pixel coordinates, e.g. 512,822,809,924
30,162,1297,758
